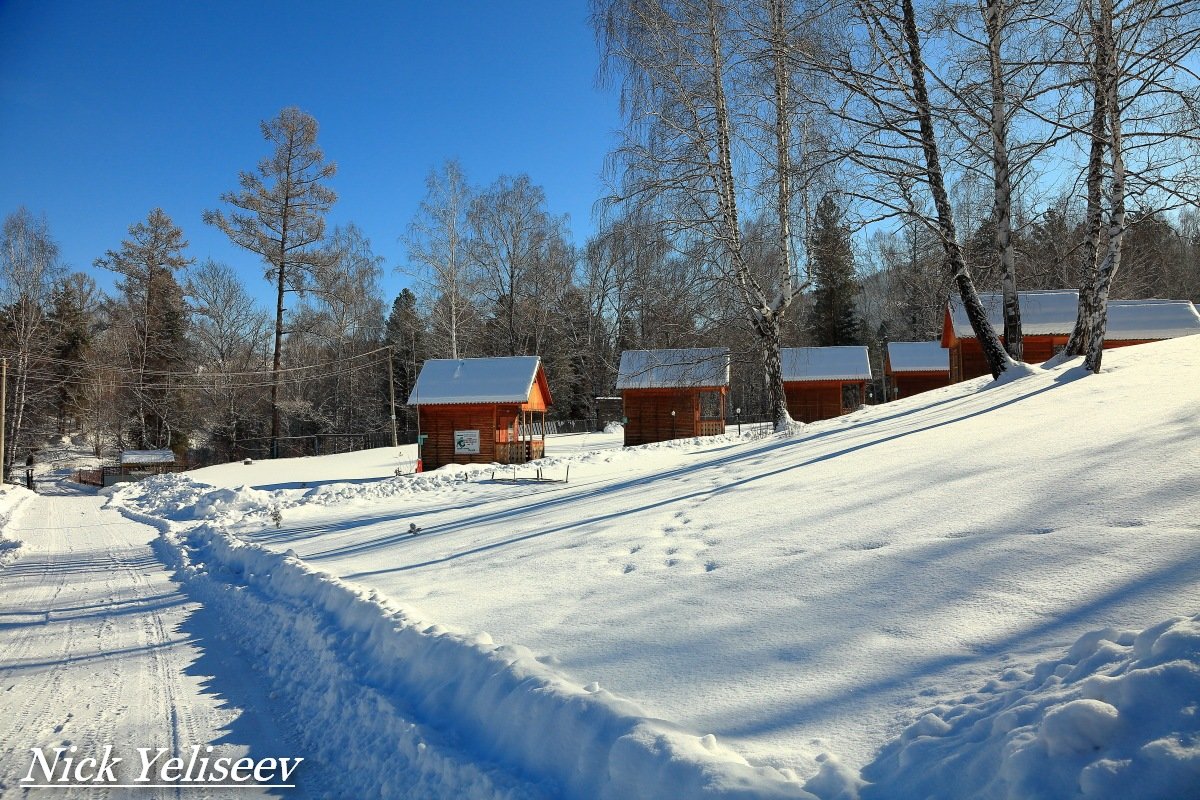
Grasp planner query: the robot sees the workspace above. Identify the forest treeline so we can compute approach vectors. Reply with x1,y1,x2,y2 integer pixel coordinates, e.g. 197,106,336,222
3,0,1199,473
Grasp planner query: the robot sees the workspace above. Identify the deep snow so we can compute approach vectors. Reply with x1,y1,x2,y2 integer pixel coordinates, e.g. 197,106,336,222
105,335,1200,797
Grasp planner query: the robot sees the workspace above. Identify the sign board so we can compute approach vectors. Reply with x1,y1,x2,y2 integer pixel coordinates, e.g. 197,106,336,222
454,429,480,455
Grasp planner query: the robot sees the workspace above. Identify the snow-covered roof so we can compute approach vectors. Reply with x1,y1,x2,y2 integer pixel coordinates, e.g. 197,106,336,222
947,291,1200,340
781,346,872,381
408,356,546,405
616,348,730,390
119,449,176,465
887,341,949,374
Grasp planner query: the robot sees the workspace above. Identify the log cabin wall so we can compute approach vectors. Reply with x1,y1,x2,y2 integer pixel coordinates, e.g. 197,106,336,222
888,371,950,399
951,335,1157,381
420,404,500,470
784,381,864,423
621,387,726,445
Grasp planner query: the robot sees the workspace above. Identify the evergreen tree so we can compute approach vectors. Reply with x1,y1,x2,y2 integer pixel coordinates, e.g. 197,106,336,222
94,208,193,450
385,289,426,434
810,195,861,346
204,107,337,457
48,273,97,433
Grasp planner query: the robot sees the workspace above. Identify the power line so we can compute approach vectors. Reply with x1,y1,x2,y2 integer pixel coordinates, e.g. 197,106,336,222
0,345,393,381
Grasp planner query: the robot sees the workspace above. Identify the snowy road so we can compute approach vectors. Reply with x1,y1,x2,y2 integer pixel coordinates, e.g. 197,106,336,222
0,491,307,798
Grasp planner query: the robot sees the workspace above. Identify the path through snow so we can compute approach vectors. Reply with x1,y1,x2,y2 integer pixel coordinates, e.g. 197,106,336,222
0,490,312,798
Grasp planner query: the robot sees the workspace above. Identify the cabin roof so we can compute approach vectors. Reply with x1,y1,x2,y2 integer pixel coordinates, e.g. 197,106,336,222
781,346,873,381
945,291,1200,341
407,356,549,405
886,341,949,373
119,449,176,465
616,348,730,390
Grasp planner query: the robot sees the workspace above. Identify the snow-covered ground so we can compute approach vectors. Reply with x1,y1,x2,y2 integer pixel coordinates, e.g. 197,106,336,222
0,491,318,798
100,335,1200,796
98,335,1200,798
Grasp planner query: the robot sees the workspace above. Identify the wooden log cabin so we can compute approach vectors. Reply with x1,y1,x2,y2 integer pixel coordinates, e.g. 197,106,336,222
617,348,729,446
943,291,1200,381
885,341,950,400
407,356,553,470
781,346,872,423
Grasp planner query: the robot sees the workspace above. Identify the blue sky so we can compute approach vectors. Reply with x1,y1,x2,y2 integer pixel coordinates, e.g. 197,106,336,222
0,1,621,304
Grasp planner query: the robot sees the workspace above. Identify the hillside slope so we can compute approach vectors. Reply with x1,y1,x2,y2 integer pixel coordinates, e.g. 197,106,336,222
113,336,1200,794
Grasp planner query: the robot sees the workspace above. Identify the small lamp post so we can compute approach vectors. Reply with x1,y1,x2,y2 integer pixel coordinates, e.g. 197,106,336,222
670,408,677,440
736,406,742,435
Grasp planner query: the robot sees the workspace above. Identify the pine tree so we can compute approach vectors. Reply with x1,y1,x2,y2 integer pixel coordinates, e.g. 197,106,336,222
48,273,97,433
94,208,193,450
385,289,425,433
810,195,861,346
204,107,337,457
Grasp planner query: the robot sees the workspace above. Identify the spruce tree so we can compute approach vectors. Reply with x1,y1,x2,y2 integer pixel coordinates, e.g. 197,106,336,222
95,208,193,450
810,195,861,346
385,289,426,433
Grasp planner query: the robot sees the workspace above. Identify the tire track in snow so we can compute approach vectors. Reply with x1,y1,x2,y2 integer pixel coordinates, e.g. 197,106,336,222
0,492,304,799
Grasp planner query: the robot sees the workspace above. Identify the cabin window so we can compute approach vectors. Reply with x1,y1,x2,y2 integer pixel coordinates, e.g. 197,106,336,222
699,390,722,420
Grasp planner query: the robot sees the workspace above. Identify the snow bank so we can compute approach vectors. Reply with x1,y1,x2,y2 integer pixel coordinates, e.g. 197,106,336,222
117,482,820,800
141,516,815,799
0,484,34,565
117,424,774,522
842,615,1200,800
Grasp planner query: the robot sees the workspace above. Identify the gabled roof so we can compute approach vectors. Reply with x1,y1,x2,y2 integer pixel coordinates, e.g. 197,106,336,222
616,348,730,390
120,449,175,465
945,291,1200,342
886,341,949,374
407,356,551,406
781,346,872,381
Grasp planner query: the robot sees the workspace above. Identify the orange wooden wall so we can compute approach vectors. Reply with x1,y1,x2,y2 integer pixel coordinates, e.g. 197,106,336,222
887,372,950,399
950,336,1155,381
622,388,725,446
420,403,522,469
784,381,863,423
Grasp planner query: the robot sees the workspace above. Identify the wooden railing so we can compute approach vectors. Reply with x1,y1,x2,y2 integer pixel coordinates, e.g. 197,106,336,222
698,419,725,437
74,462,191,487
494,440,545,465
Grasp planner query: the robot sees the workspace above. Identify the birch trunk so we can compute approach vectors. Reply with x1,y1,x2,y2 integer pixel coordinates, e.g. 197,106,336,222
706,0,793,430
984,0,1022,361
1064,1,1110,358
901,0,1012,378
1082,0,1125,373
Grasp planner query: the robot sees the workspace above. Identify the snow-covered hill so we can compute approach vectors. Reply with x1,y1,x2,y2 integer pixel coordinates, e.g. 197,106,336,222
110,336,1200,798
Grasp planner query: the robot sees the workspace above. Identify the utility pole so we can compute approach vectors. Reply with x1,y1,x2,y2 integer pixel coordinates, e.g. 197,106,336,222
1,357,6,483
386,346,399,448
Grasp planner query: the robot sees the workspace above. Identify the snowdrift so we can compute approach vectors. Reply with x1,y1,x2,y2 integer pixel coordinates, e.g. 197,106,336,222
136,514,814,799
847,614,1200,799
0,484,34,565
112,335,1200,797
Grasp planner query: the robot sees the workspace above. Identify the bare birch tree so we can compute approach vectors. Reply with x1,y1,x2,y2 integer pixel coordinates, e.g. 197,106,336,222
594,0,816,429
820,1,1014,377
403,160,475,359
0,208,63,477
1056,0,1200,372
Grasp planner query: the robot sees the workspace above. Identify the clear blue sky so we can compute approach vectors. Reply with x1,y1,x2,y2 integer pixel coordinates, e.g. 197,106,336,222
0,1,620,304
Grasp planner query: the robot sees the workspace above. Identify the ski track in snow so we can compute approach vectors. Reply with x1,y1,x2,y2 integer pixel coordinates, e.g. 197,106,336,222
0,491,317,799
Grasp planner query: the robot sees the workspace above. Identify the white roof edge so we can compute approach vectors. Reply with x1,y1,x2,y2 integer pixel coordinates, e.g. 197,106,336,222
616,348,731,390
407,356,544,405
886,341,950,373
780,346,873,381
